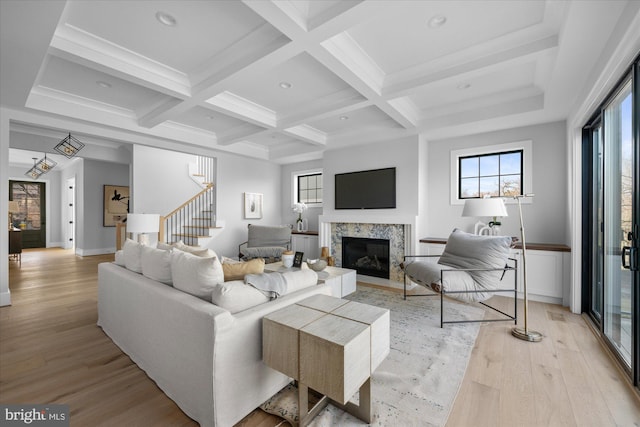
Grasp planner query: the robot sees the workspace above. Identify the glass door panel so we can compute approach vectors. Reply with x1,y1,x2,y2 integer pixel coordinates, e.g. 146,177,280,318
603,80,633,367
9,181,46,248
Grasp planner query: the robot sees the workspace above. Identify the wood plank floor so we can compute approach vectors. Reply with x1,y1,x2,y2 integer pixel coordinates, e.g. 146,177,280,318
1,249,639,426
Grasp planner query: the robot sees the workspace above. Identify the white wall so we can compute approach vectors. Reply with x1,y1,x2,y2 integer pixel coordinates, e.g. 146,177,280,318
281,159,323,231
1,108,9,306
79,159,129,255
132,145,202,214
426,121,568,244
323,135,421,219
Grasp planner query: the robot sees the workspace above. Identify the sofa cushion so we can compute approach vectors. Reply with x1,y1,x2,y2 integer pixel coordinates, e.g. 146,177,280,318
122,239,143,273
222,258,265,281
211,269,318,313
174,241,216,258
211,281,270,313
114,250,125,266
171,250,224,301
141,245,173,285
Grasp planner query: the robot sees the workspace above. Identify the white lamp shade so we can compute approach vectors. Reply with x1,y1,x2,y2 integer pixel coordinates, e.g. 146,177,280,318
126,213,160,233
462,198,508,218
8,201,19,213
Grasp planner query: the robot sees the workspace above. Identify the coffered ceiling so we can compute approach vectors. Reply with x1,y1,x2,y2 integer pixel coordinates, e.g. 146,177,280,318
0,0,634,164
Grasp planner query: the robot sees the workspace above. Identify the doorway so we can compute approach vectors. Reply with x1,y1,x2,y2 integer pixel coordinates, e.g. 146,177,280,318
9,181,46,249
583,59,639,387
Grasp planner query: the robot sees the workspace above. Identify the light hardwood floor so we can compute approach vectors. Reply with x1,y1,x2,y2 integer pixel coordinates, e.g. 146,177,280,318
1,249,638,426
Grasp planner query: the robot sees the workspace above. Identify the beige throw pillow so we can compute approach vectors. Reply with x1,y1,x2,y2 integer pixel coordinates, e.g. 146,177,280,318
222,258,265,281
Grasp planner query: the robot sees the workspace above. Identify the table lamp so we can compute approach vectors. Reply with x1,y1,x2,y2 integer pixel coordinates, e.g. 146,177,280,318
462,197,508,235
126,213,160,245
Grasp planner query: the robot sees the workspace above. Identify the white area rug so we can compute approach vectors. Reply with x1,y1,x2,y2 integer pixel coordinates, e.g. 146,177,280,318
260,285,484,426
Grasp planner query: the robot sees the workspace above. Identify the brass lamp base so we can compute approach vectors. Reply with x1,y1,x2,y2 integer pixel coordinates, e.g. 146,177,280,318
511,327,543,342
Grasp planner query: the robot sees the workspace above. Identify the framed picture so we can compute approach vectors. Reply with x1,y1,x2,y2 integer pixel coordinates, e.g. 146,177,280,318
293,251,304,268
104,185,129,227
244,192,263,219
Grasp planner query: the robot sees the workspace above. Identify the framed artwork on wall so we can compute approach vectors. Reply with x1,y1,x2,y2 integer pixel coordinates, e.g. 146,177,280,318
104,185,129,227
244,192,263,219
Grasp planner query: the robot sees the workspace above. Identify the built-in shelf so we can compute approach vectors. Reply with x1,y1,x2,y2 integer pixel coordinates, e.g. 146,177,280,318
292,230,318,236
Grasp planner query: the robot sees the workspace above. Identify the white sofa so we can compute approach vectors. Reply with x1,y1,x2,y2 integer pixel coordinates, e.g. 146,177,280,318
98,260,331,426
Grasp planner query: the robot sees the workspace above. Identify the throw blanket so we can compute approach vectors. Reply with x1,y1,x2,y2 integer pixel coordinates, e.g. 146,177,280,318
245,272,288,300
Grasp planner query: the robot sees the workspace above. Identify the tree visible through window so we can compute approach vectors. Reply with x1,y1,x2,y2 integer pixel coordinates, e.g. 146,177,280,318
459,150,522,198
297,173,322,204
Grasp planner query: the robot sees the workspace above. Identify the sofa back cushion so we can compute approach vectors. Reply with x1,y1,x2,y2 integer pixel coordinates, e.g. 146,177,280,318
171,250,224,301
141,245,173,285
122,239,143,273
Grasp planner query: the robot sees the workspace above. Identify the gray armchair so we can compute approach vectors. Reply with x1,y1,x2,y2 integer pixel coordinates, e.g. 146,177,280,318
238,224,292,263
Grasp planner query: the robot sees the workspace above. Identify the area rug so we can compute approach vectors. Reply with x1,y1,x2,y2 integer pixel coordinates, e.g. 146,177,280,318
260,285,484,426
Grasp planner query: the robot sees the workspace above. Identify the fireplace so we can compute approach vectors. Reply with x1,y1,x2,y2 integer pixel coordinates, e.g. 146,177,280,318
342,236,390,279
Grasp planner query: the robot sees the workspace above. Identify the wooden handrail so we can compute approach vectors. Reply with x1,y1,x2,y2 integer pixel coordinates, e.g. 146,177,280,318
159,183,214,243
163,183,213,218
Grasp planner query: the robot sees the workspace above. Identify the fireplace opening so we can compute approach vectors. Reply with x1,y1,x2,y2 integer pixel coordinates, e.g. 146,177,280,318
342,236,390,279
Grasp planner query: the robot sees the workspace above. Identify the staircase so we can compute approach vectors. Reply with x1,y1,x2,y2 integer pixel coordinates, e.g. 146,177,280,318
159,156,219,247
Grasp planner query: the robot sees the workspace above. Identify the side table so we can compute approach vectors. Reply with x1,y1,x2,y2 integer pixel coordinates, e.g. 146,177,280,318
263,294,390,426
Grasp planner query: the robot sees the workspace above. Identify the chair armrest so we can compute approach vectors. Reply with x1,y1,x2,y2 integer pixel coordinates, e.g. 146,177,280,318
238,241,248,259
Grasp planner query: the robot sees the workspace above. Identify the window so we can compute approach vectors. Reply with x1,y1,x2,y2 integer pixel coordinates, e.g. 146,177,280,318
450,140,532,205
459,150,522,198
293,170,323,205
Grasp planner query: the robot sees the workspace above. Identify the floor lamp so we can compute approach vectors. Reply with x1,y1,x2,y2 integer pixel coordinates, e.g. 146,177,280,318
511,194,543,342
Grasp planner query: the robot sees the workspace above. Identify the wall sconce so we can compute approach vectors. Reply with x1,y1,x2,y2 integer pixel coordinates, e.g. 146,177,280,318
54,133,85,158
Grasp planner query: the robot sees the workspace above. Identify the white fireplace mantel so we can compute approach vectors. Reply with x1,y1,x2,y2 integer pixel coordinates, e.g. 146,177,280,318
318,214,419,261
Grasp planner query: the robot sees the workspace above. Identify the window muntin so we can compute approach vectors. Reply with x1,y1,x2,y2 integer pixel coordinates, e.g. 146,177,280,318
458,150,523,199
297,173,323,204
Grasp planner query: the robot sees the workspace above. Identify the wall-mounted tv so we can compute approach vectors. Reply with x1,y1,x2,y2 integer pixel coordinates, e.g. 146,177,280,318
335,167,396,209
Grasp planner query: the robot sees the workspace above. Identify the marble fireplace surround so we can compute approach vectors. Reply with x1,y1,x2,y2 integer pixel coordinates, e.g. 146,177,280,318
319,214,417,285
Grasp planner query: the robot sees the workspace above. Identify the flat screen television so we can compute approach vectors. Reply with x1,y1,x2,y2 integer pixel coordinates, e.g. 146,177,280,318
335,167,396,209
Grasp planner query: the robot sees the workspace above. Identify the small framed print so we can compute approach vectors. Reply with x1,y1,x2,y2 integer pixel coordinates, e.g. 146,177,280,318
244,192,263,219
293,251,304,268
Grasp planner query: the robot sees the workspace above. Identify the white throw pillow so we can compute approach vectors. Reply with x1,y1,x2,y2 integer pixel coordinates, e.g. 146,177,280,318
122,239,143,273
171,250,224,301
114,250,125,266
141,245,173,285
174,241,216,258
211,280,269,313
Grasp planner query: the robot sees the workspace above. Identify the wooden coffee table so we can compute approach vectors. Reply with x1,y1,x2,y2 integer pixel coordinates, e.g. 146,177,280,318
263,294,389,426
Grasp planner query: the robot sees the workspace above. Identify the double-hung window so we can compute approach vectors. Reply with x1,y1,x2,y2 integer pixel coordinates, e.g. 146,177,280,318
293,170,323,205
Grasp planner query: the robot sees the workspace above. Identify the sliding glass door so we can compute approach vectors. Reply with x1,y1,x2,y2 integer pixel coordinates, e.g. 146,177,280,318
584,59,639,387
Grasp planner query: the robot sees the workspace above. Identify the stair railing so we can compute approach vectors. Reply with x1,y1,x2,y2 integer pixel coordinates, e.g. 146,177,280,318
159,183,215,245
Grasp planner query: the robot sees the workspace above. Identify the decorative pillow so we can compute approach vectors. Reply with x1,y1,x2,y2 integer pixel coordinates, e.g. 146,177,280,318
171,250,224,301
173,240,216,258
122,239,143,273
210,280,269,313
222,258,265,281
114,250,125,266
438,229,511,291
141,245,173,285
156,241,175,251
241,246,286,260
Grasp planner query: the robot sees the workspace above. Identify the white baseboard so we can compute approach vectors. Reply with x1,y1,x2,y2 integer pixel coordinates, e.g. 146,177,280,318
0,290,11,307
76,247,115,256
47,242,64,248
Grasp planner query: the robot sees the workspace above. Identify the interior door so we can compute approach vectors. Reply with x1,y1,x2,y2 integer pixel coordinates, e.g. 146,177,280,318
9,181,46,248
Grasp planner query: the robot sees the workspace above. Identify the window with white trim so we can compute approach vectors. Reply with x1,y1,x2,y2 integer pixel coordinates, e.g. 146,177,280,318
450,140,532,205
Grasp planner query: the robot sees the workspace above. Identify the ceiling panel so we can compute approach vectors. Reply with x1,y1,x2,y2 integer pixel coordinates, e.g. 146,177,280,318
308,105,402,134
172,106,263,134
348,0,545,74
39,56,168,111
409,61,537,110
64,0,268,73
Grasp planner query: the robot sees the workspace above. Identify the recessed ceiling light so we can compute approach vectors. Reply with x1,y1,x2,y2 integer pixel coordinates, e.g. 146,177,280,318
279,82,292,89
457,83,471,90
427,15,447,28
96,81,112,88
206,115,214,120
156,11,177,27
339,116,349,121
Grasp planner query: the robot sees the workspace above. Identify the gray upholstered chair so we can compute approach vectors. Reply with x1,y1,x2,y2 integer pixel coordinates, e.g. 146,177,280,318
402,229,518,327
238,224,292,263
